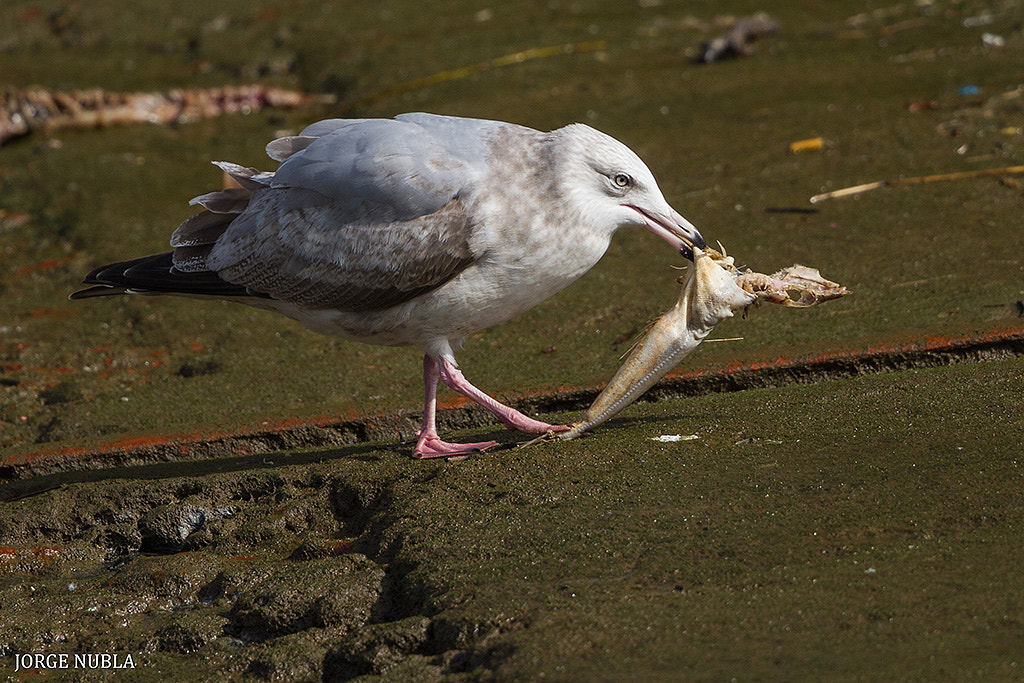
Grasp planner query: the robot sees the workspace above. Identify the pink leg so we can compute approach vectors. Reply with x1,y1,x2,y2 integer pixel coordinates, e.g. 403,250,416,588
436,357,567,434
413,355,499,459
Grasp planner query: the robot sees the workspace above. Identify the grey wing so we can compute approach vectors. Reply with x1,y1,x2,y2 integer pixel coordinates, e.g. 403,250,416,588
173,118,481,312
206,194,476,312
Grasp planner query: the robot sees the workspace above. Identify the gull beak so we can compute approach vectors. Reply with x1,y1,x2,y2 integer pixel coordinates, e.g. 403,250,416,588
627,205,707,261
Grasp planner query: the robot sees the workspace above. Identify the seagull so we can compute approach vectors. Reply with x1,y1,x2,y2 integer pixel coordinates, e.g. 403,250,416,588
71,113,706,458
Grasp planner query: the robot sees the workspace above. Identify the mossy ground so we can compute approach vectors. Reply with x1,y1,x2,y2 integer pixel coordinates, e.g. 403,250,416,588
1,0,1023,679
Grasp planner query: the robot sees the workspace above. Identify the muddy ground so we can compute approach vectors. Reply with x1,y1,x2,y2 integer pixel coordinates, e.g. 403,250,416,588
2,357,1024,680
2,0,1024,680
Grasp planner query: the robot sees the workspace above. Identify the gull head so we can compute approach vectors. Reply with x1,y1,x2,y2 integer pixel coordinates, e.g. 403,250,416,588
554,123,706,260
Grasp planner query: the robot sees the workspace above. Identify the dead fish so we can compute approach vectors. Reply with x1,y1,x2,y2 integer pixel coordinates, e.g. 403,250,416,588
533,246,847,443
735,263,849,308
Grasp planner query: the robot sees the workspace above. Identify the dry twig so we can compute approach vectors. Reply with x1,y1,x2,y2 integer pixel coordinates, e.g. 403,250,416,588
810,165,1024,203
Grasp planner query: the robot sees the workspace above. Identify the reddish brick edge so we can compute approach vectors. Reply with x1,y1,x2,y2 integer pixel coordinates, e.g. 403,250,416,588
3,325,1022,480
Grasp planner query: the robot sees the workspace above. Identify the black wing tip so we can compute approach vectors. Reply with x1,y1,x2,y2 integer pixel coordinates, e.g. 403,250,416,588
68,285,127,300
68,254,171,301
69,252,269,301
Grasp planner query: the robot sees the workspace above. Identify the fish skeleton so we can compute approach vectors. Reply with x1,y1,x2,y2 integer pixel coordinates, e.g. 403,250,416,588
544,246,848,442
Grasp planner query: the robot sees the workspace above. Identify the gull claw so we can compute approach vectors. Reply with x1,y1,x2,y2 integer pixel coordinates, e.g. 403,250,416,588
412,435,498,459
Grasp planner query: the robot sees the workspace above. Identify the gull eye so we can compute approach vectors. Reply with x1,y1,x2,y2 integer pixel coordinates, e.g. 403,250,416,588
613,173,632,188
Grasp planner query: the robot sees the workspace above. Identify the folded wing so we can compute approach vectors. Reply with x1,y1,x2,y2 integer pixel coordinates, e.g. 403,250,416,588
76,117,486,312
